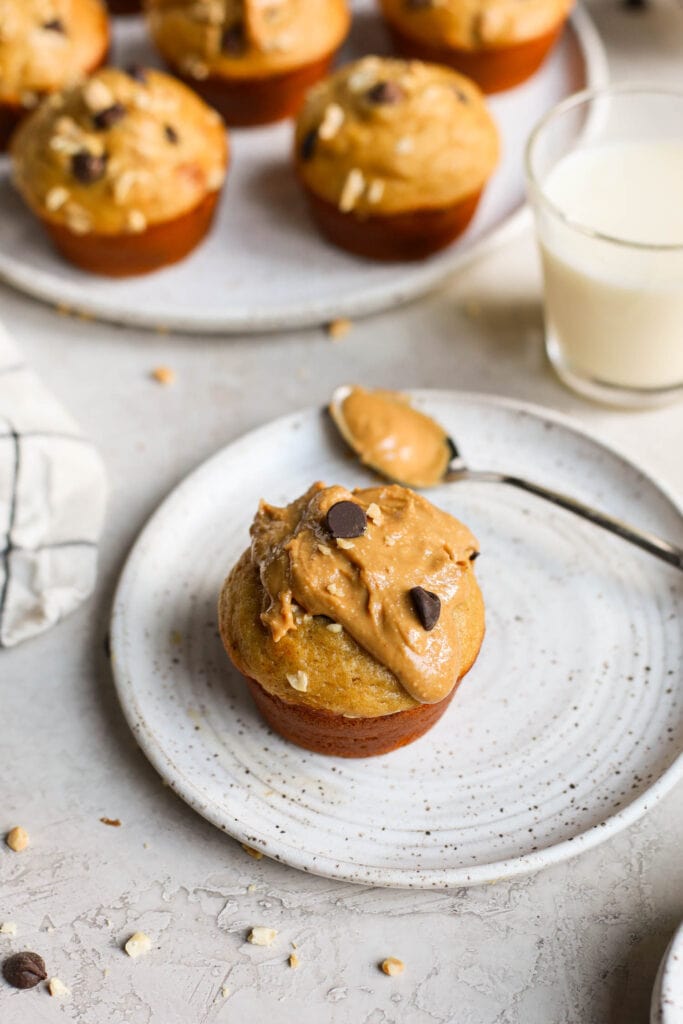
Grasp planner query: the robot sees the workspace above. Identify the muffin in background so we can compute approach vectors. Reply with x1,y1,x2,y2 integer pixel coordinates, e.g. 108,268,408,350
378,0,575,93
294,57,499,261
219,482,485,757
11,67,228,276
0,0,109,150
145,0,350,126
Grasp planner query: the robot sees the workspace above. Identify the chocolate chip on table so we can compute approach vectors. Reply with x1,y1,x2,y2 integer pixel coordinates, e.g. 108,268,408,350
93,103,126,131
164,124,179,144
43,18,65,31
126,65,148,84
366,81,405,105
410,586,441,631
222,22,246,54
326,500,367,539
71,151,107,184
2,952,47,990
300,128,317,162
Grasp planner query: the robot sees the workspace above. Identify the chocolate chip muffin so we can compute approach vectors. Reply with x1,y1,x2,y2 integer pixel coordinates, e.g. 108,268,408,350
145,0,350,127
0,0,109,150
11,67,228,276
219,482,485,757
294,57,499,261
379,0,574,93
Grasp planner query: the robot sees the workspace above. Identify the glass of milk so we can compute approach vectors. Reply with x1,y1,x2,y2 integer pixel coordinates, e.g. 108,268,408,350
526,87,683,407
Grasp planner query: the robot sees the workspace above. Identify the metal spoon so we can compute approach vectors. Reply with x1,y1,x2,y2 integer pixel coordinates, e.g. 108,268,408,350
329,386,683,572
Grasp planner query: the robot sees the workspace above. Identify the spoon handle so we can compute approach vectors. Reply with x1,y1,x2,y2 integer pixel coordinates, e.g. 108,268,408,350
446,469,683,571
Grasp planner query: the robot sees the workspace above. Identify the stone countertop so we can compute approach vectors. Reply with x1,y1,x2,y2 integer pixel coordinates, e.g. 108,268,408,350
2,3,683,1022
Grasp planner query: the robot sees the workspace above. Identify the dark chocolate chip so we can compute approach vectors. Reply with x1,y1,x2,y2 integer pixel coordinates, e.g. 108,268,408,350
164,124,179,144
326,500,367,539
93,103,126,131
454,87,469,103
445,436,459,461
2,952,47,990
43,18,65,31
126,65,148,84
469,551,480,561
366,81,405,105
222,22,246,55
621,0,647,8
71,151,107,184
300,127,317,162
410,586,441,631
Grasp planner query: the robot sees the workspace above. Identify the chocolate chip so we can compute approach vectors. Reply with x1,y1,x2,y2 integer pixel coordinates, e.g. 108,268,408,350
71,151,107,184
445,436,459,461
366,81,405,105
410,586,441,631
300,127,317,162
93,103,126,131
222,22,246,54
43,18,65,31
164,124,179,144
454,88,469,104
326,500,367,539
469,551,480,561
2,952,47,990
126,65,148,84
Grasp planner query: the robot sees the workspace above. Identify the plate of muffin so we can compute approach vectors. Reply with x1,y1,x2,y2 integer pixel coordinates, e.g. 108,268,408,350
0,0,606,332
110,390,683,887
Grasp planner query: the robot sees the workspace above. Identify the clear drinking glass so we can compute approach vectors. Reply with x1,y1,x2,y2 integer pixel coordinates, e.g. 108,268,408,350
525,86,683,407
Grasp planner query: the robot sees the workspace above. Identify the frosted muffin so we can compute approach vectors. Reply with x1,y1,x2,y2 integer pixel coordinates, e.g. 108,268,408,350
219,482,485,757
379,0,574,93
294,57,499,261
11,67,228,276
0,0,109,149
145,0,350,126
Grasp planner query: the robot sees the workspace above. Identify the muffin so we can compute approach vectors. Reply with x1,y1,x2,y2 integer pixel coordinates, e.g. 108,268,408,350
11,67,228,276
294,57,499,261
379,0,574,93
219,482,485,757
145,0,351,127
0,0,109,150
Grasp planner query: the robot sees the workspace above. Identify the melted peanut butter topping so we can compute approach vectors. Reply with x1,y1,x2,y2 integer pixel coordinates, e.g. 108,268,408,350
250,483,479,704
336,386,452,488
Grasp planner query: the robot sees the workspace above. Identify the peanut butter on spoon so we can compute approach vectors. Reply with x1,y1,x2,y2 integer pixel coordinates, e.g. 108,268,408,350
329,385,453,488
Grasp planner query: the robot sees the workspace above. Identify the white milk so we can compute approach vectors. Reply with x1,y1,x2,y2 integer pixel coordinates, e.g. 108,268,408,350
538,141,683,391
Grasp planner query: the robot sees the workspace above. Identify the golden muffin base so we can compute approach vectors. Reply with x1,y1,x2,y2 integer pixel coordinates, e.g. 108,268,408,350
302,186,483,261
219,550,485,757
385,23,565,93
40,189,222,277
175,53,336,127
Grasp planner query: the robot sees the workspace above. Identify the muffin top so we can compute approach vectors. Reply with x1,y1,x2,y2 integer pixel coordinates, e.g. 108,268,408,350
11,67,227,236
380,0,574,51
0,0,109,107
295,57,499,216
146,0,350,82
248,482,482,705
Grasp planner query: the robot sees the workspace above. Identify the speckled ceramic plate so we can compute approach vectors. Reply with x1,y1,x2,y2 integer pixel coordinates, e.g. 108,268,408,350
110,392,683,888
651,923,683,1024
0,7,606,333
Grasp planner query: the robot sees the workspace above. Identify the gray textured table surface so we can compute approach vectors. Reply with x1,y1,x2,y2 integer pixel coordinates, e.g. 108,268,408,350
2,3,683,1022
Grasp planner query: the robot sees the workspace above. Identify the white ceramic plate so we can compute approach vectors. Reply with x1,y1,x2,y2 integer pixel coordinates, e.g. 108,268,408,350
0,6,606,333
110,392,683,888
652,923,683,1024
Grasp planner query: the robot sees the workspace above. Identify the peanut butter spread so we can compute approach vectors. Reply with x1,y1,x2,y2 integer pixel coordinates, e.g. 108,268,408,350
250,482,480,704
333,386,452,488
146,0,350,82
295,57,499,216
380,0,573,52
11,67,227,236
0,0,108,106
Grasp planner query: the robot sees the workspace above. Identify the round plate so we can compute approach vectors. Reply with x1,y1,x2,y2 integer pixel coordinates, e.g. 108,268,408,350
0,7,606,333
110,392,683,888
652,923,683,1024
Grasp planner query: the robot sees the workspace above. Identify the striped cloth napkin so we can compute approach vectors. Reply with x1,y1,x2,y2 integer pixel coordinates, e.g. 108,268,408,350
0,319,106,647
